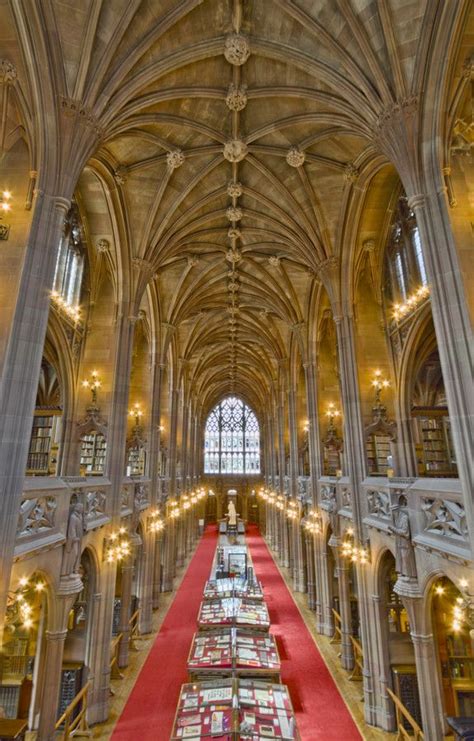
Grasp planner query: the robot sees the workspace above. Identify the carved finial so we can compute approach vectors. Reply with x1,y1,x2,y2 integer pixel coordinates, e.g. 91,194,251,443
226,84,247,111
166,149,185,170
223,139,248,162
286,147,305,167
224,34,250,66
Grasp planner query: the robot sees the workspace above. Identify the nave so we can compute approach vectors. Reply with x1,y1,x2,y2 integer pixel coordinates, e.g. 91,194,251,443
108,525,362,741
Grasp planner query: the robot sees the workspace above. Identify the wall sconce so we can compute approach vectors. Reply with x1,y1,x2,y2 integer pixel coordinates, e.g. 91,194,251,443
158,424,165,432
371,370,390,406
393,285,430,321
303,420,310,433
82,371,102,405
104,527,131,562
148,509,164,534
0,189,12,240
325,403,341,426
129,403,144,428
341,529,369,564
434,578,474,633
6,575,45,632
304,510,322,535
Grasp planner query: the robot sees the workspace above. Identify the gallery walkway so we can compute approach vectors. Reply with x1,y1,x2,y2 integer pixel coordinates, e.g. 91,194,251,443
110,525,361,740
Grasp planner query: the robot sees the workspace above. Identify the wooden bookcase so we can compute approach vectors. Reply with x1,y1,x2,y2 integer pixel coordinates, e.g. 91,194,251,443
127,446,146,476
26,410,61,475
79,432,107,475
413,408,457,477
366,433,392,475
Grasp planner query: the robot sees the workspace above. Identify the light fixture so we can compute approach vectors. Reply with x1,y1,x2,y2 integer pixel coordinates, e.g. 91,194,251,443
393,285,430,321
325,403,341,424
304,509,322,535
105,530,131,562
6,575,45,632
82,371,102,405
129,403,143,427
0,190,12,241
50,289,81,323
340,530,369,565
149,509,164,533
371,370,390,406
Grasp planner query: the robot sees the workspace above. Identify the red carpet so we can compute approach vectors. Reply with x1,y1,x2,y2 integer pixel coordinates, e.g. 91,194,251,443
246,524,362,740
111,525,218,741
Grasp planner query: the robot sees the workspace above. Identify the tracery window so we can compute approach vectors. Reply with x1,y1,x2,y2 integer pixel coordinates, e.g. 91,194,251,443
385,198,428,302
204,397,260,474
52,205,85,310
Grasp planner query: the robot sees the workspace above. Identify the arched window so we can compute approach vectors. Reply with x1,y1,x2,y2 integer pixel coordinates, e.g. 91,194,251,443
204,397,260,474
52,205,85,311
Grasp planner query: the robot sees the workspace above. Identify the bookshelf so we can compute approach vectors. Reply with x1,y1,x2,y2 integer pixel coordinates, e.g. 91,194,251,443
127,446,146,476
79,432,107,475
366,433,392,475
323,446,341,476
26,411,61,475
413,409,457,477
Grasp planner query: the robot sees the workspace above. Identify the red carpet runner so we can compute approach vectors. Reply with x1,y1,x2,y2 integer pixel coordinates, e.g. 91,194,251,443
111,525,218,741
246,524,361,740
112,524,361,740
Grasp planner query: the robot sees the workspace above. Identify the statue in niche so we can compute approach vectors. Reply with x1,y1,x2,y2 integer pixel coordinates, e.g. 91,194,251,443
328,496,339,539
61,502,85,576
389,494,417,579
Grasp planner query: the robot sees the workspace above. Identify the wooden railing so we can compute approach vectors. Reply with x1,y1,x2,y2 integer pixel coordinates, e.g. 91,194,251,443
348,636,363,681
129,609,140,651
330,609,342,645
387,687,424,740
55,680,91,740
109,633,124,680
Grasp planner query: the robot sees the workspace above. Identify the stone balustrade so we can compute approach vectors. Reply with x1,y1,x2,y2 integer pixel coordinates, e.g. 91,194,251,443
16,475,151,555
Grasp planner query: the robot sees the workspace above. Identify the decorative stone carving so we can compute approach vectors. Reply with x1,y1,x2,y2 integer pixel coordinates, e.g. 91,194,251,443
228,227,241,240
344,164,359,183
226,205,243,221
388,495,417,579
341,487,352,510
223,139,248,162
0,223,10,241
224,34,250,66
367,489,391,518
61,503,85,577
320,484,336,505
121,487,132,511
268,256,280,268
226,84,247,111
286,147,305,167
421,497,468,539
227,181,243,198
226,247,242,263
114,165,128,185
187,254,199,267
0,59,17,84
228,278,240,293
96,238,109,253
17,497,57,537
132,256,154,273
85,489,107,521
166,149,185,170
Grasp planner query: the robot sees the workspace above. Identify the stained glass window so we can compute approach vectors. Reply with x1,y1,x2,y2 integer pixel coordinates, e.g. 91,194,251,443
204,397,260,474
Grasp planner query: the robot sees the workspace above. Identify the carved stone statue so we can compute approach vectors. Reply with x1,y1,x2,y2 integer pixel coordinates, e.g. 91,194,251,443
328,496,339,538
61,503,85,576
227,500,237,527
389,495,417,579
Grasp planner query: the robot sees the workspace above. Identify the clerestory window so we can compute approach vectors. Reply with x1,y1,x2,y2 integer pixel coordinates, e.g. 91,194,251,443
204,396,260,474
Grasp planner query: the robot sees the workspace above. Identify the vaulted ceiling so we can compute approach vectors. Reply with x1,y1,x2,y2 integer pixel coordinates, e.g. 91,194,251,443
1,0,462,416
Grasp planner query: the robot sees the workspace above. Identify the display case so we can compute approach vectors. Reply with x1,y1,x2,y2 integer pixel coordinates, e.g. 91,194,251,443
26,411,61,475
187,628,280,681
79,432,107,475
204,578,264,602
198,598,270,632
171,678,299,740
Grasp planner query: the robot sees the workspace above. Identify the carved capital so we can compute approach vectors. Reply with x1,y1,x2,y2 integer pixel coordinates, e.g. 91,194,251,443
0,59,17,84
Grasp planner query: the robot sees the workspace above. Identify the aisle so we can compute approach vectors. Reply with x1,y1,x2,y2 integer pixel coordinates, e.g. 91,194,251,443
110,525,218,741
246,524,362,741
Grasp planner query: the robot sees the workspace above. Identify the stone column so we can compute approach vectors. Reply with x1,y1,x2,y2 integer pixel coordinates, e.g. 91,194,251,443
305,532,316,610
117,562,134,668
303,361,322,489
0,193,70,640
161,515,176,591
36,587,80,741
330,537,354,670
334,311,377,724
152,529,163,608
138,525,156,633
397,586,445,740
